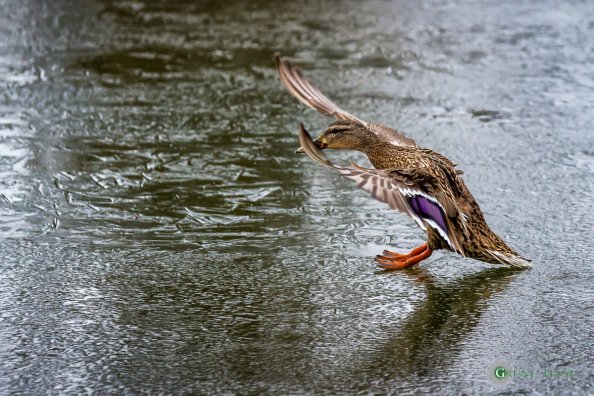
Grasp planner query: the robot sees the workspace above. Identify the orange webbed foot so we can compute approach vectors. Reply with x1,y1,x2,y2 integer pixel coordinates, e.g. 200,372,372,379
381,243,428,260
380,250,408,259
375,243,432,270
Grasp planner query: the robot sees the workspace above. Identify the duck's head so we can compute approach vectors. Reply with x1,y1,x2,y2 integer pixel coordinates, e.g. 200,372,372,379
296,120,375,153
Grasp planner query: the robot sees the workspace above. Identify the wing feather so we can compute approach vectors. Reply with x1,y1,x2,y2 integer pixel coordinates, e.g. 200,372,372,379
275,54,367,125
277,53,418,148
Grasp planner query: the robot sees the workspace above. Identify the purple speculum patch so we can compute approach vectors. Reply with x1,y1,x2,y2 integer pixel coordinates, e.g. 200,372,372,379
408,195,447,233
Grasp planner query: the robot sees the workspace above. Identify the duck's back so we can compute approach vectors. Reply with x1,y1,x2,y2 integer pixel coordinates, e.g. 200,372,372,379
365,144,530,267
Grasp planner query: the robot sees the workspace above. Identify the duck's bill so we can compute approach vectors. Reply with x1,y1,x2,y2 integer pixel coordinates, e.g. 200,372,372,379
296,138,325,154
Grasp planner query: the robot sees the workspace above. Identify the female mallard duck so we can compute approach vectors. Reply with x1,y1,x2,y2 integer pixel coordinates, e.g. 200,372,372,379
275,54,531,269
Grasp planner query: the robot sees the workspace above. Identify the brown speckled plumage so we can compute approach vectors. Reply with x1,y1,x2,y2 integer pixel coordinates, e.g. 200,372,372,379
276,54,531,269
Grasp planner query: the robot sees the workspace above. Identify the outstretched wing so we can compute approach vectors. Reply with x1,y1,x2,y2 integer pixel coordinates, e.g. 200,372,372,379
276,53,417,148
298,124,464,254
275,53,367,125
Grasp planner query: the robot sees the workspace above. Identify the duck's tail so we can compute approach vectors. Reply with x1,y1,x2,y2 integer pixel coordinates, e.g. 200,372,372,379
486,250,533,269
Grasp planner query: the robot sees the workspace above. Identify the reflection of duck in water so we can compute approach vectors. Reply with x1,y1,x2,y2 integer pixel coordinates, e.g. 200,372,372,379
275,54,531,270
366,268,518,381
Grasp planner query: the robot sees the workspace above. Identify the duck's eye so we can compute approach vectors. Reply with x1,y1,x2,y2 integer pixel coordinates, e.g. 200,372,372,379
326,127,347,135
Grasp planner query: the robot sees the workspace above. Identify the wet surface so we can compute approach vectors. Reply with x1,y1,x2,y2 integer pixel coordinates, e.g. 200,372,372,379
1,0,593,394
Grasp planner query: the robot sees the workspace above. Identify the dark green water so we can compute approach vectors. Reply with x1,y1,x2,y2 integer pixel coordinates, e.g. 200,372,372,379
1,0,593,394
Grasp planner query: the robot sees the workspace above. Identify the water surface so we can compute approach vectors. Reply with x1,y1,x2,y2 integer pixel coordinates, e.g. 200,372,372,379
1,0,593,394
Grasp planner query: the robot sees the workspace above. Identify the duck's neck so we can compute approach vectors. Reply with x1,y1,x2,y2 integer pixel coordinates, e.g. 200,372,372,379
351,134,381,155
357,141,397,169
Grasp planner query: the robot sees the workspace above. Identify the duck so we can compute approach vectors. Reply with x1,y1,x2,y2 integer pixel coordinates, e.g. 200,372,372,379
275,53,531,269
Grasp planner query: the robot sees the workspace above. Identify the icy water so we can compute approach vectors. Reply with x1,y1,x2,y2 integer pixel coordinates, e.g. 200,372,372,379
1,0,593,394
